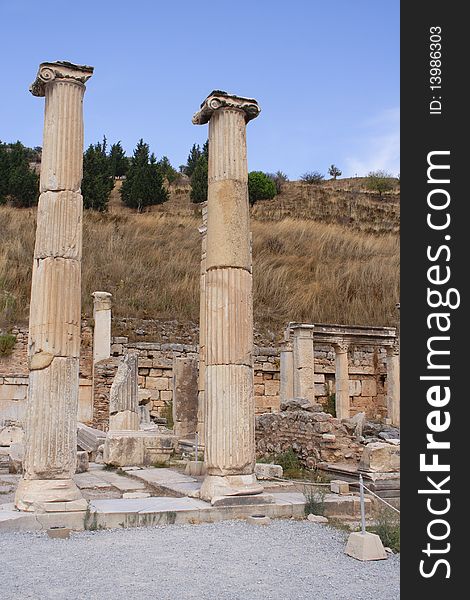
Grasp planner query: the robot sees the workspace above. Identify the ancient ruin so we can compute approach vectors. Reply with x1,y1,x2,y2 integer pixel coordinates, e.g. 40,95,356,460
14,61,94,512
192,91,263,502
0,74,400,533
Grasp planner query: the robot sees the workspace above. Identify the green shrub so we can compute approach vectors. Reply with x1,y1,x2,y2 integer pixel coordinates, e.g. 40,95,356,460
300,171,324,184
304,485,326,516
0,333,16,356
248,171,277,205
366,170,396,198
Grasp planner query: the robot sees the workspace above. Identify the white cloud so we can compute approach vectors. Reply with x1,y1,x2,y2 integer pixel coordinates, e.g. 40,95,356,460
345,108,400,177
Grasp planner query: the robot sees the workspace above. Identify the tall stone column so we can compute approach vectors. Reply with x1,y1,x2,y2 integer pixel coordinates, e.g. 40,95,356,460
197,204,208,448
15,61,93,512
92,292,112,365
386,345,400,426
334,341,350,420
193,91,263,501
292,325,315,403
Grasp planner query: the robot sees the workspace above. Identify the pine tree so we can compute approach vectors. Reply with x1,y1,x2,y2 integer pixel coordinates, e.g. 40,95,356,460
108,141,128,178
156,155,178,184
120,139,169,211
82,137,114,211
185,143,202,177
190,155,208,203
0,141,39,207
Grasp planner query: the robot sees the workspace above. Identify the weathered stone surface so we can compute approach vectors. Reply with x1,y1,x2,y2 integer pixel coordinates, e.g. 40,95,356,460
109,353,139,432
255,463,283,480
359,442,400,473
16,61,93,512
75,450,89,474
345,531,387,561
103,431,177,467
92,292,112,365
330,480,350,495
8,442,24,474
172,357,198,437
307,514,329,523
0,425,24,446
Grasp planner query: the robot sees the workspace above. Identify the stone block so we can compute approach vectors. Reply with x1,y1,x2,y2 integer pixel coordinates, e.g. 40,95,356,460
330,480,350,494
146,377,169,391
264,380,279,396
255,463,283,480
361,379,377,397
345,532,387,561
160,390,172,403
349,380,362,396
103,431,177,467
359,442,400,473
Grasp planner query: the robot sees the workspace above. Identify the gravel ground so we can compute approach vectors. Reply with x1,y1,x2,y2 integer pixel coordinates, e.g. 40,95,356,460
0,520,399,600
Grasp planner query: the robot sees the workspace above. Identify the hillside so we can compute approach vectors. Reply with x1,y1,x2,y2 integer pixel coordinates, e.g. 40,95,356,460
0,180,399,342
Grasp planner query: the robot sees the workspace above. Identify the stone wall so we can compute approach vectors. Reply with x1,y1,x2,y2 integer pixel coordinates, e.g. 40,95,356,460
1,325,391,428
256,402,364,468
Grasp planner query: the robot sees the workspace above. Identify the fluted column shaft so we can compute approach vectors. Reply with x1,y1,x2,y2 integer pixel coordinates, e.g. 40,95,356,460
204,108,254,476
16,61,93,512
386,347,400,426
334,343,350,420
197,204,208,448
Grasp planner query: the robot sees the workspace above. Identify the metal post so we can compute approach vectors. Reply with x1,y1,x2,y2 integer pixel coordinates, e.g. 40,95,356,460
359,474,366,534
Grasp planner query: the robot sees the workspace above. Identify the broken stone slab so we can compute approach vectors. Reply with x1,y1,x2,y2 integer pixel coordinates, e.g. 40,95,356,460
345,531,387,561
255,463,283,480
358,442,400,473
77,423,106,454
342,412,366,437
122,492,151,499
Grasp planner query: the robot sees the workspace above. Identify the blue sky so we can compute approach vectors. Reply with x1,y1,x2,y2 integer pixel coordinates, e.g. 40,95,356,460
0,0,399,179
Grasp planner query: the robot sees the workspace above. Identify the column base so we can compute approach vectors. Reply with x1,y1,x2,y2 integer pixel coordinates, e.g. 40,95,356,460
15,478,87,513
199,473,264,503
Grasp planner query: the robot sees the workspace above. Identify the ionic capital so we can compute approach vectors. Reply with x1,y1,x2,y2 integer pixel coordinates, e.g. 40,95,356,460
92,291,112,311
192,90,260,125
30,61,94,97
334,341,349,354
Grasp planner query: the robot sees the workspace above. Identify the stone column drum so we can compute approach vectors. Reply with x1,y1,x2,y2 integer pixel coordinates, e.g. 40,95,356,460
386,345,400,427
193,91,263,501
15,61,93,512
292,325,315,403
92,292,112,365
334,342,350,420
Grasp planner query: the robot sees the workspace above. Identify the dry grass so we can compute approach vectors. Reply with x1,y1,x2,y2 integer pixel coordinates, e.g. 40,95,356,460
0,204,399,336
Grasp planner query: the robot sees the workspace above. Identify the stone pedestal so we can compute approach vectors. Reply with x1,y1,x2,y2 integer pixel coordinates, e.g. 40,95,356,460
15,61,93,512
386,346,400,427
334,342,350,420
292,325,315,403
193,91,262,501
92,292,112,365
